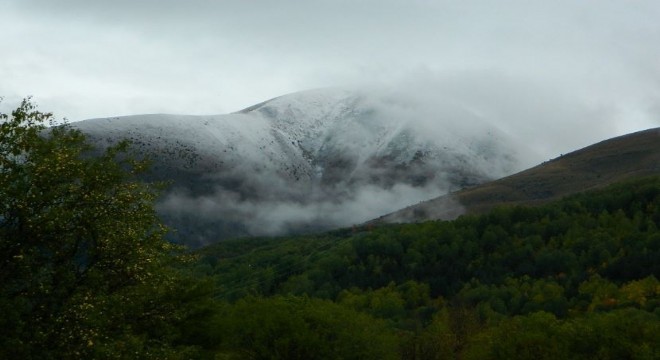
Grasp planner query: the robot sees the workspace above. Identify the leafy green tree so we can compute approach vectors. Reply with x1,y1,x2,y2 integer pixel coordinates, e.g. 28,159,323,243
0,99,203,358
465,312,569,360
414,309,458,360
567,308,660,359
213,296,400,360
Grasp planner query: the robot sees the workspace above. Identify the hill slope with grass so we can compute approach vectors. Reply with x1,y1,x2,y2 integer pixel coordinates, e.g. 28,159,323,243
374,127,660,224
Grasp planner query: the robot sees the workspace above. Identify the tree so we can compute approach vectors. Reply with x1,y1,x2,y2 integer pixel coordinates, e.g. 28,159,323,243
0,99,202,358
213,296,400,360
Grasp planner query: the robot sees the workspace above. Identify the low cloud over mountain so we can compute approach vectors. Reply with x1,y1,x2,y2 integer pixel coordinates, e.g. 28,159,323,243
74,88,524,246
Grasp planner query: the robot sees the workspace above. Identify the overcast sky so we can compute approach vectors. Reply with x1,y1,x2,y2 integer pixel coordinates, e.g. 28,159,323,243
1,0,659,152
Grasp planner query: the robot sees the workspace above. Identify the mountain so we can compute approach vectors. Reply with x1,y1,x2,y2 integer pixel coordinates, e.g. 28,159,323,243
73,88,522,246
373,127,660,224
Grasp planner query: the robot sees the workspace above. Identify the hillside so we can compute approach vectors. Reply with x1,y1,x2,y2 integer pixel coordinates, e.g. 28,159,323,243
375,127,660,224
191,176,660,359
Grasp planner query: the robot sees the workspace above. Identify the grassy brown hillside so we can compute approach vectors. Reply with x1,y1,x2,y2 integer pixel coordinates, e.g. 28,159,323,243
374,127,660,223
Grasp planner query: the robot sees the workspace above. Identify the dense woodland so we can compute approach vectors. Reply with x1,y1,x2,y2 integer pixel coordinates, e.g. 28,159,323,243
197,176,660,359
1,101,658,358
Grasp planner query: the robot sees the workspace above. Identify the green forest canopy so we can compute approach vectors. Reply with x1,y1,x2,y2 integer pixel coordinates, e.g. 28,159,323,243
196,164,660,359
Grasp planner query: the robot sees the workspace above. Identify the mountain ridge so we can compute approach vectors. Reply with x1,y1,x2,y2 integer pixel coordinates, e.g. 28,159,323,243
73,88,521,246
373,127,660,224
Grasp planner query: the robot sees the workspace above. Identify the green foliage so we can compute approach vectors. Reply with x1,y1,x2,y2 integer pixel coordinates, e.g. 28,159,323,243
413,309,458,360
0,99,207,358
211,296,400,360
206,176,660,301
466,309,660,360
198,176,660,358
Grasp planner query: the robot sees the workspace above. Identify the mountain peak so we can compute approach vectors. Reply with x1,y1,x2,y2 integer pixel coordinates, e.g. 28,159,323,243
74,88,522,246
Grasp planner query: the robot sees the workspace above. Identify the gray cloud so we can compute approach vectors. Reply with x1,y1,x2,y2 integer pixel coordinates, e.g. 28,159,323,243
158,182,445,240
3,0,660,246
1,0,659,155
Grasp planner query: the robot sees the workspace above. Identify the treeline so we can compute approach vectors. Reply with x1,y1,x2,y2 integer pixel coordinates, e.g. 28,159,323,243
195,177,660,359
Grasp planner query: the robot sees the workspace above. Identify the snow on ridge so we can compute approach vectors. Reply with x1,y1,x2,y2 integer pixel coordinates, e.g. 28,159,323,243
73,87,520,183
245,88,364,156
74,88,359,151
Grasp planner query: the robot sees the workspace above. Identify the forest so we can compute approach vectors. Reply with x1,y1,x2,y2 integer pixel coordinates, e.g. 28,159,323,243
1,101,658,359
195,176,660,359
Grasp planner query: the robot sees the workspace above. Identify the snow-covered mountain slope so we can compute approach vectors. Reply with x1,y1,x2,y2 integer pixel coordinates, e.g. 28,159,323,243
74,88,523,247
